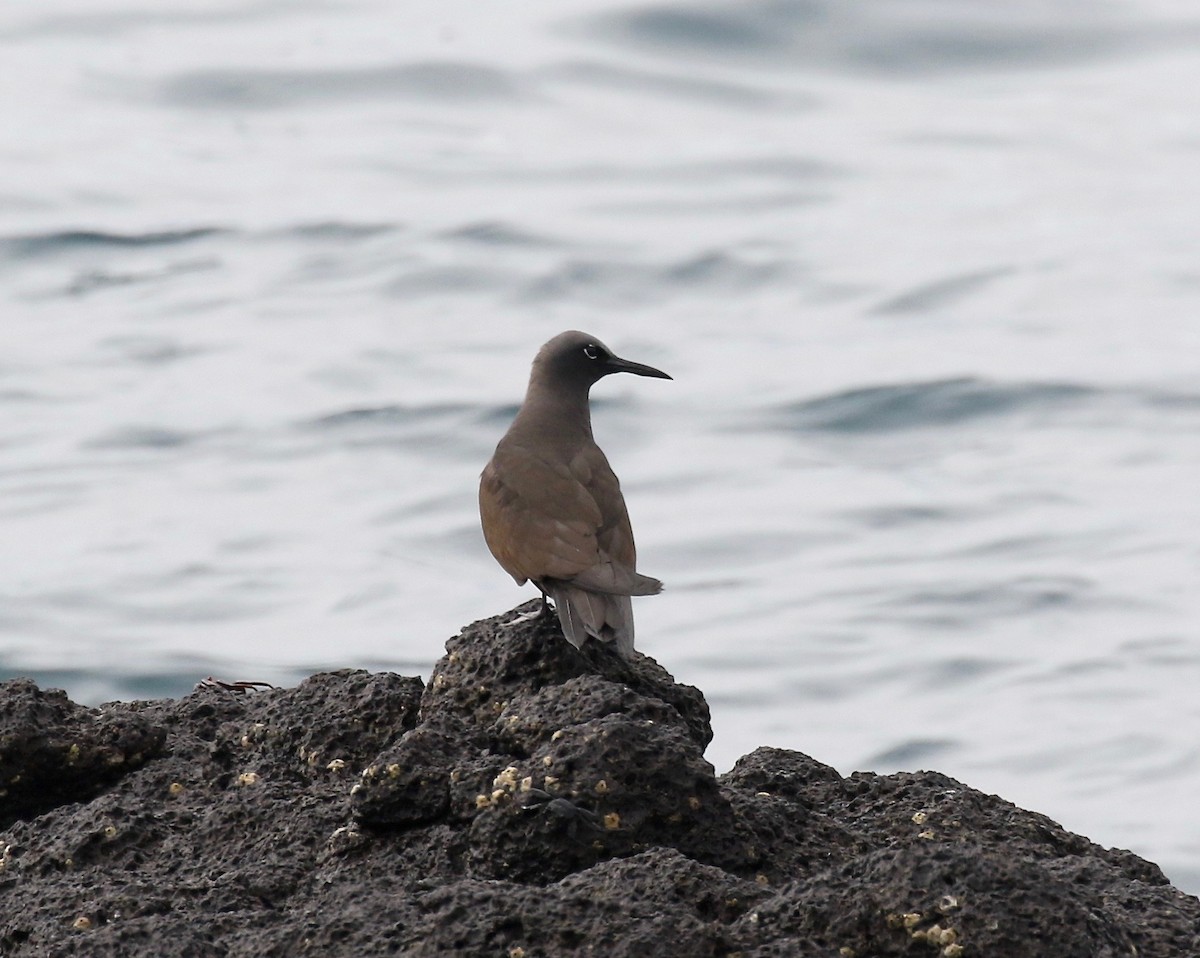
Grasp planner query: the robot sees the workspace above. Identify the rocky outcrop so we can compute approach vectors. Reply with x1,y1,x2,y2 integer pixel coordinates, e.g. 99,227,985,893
0,601,1196,956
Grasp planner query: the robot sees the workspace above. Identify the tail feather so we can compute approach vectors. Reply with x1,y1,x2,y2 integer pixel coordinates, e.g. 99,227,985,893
544,582,636,658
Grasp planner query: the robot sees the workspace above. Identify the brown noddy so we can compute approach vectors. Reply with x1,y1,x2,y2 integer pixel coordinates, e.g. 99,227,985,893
479,330,671,657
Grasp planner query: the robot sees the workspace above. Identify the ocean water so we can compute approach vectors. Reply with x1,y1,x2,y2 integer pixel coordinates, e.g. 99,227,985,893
3,0,1200,892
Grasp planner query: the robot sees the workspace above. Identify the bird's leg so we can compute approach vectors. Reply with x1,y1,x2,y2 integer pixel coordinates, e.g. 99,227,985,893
507,587,556,625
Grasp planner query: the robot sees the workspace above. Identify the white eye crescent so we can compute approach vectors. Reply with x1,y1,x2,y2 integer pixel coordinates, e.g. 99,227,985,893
583,344,600,360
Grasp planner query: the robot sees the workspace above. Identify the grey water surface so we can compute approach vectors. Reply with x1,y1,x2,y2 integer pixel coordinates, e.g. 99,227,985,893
3,0,1200,892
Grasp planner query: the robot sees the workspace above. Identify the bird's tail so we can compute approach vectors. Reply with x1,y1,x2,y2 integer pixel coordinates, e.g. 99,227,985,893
544,582,637,659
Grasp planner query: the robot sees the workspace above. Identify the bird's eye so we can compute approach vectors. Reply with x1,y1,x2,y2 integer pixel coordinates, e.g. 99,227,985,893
583,344,601,360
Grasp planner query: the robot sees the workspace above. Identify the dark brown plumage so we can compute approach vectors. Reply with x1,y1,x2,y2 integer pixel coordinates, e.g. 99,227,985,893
479,330,670,656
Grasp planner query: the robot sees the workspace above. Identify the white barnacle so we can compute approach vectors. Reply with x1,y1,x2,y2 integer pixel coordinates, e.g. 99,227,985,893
493,766,519,791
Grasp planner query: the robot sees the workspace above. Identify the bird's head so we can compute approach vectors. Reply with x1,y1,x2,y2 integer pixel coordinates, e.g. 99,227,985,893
532,330,672,391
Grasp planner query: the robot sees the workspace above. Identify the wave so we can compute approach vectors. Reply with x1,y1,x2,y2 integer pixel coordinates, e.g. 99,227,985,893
776,378,1094,433
438,221,561,248
872,267,1016,314
580,0,1200,76
305,404,481,429
278,222,397,241
84,426,216,450
159,61,522,110
884,575,1094,618
543,59,805,109
523,249,789,302
2,1,325,41
861,737,959,768
772,378,1200,434
0,228,223,260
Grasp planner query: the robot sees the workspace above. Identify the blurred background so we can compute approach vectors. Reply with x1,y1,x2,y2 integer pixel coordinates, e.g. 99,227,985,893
2,0,1199,891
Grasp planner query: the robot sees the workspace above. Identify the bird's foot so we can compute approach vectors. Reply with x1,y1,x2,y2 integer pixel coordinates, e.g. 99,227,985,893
508,593,556,626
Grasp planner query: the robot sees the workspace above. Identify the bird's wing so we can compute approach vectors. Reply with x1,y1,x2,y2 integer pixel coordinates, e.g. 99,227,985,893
479,442,604,584
480,439,657,594
563,444,660,595
568,443,635,565
570,563,662,596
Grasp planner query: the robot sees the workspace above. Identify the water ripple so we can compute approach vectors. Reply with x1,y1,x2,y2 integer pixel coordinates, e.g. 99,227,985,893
863,738,960,769
84,426,219,450
843,505,965,529
302,403,498,454
438,221,562,248
306,403,481,430
276,222,398,242
872,575,1097,620
0,228,224,260
62,259,220,298
582,0,1200,75
523,249,789,302
2,1,331,40
97,336,213,366
775,378,1094,433
544,59,808,109
159,61,524,110
872,267,1017,315
588,6,788,55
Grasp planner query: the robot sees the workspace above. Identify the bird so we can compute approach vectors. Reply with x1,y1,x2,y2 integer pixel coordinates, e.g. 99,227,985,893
479,330,671,657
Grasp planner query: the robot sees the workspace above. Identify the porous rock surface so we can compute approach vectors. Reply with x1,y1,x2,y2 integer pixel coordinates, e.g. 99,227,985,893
0,602,1196,956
